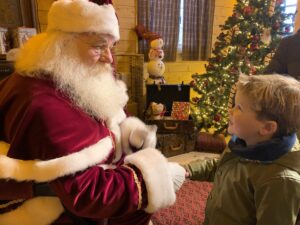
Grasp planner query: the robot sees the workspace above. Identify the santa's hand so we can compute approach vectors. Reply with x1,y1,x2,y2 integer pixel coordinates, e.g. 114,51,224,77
129,127,156,150
168,162,186,192
120,117,157,154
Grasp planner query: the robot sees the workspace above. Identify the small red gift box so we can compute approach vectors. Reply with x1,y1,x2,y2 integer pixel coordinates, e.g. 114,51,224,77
171,101,190,120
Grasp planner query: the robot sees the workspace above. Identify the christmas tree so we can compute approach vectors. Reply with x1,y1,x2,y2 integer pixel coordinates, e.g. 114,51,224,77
190,0,294,134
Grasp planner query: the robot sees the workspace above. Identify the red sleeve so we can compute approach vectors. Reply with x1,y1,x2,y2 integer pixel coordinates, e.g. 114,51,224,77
51,165,148,218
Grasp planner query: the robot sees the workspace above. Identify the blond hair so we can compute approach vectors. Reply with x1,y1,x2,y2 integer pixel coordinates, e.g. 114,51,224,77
236,74,300,136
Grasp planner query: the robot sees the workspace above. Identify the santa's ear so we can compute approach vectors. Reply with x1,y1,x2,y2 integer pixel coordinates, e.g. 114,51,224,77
259,120,277,136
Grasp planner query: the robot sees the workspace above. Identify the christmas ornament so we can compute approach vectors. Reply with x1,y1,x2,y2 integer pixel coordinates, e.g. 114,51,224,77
252,35,260,43
242,6,253,17
250,43,258,51
272,22,280,30
214,114,221,122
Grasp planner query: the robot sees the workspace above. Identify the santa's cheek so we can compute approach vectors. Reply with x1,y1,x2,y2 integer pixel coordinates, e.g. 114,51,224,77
88,54,101,63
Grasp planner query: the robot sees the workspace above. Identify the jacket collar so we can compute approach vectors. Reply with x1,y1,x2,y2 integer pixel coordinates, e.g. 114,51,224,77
228,134,296,163
221,137,300,174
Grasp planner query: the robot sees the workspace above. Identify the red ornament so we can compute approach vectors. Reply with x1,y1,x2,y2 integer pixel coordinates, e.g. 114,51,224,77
190,80,195,87
252,35,260,42
243,6,253,16
272,22,280,30
250,43,258,51
250,66,257,75
229,66,238,75
214,114,221,122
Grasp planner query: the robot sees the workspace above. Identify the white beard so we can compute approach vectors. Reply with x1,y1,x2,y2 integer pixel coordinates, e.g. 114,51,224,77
16,32,128,122
52,61,128,121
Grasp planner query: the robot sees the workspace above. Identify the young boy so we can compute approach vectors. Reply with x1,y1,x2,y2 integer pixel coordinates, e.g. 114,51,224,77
185,74,300,225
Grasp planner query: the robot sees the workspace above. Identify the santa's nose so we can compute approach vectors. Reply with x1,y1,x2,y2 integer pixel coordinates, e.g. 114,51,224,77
99,48,113,64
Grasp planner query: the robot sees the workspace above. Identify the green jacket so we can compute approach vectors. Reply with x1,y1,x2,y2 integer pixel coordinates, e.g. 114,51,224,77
186,143,300,225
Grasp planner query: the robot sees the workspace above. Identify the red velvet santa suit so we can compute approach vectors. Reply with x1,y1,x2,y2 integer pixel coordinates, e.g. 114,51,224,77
0,72,176,225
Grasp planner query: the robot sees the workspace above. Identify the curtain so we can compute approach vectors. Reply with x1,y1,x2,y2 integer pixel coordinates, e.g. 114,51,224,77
182,0,215,61
137,0,181,61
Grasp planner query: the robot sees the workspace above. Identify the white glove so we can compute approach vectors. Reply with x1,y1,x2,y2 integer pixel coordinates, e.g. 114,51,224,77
120,117,157,154
168,162,186,192
129,126,157,150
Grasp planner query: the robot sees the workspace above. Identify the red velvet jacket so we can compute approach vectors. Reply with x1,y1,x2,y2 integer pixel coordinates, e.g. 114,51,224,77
0,73,148,224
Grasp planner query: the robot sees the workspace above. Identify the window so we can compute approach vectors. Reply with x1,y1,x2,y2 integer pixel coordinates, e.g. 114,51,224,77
137,0,215,61
178,0,184,52
283,0,297,32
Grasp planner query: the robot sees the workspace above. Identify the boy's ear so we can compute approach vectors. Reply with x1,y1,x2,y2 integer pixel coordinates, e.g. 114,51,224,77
259,121,278,136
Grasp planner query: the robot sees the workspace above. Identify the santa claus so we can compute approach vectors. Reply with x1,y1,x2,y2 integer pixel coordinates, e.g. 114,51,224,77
0,0,185,224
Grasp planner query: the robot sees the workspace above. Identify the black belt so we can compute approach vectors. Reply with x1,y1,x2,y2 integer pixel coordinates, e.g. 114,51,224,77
33,183,56,196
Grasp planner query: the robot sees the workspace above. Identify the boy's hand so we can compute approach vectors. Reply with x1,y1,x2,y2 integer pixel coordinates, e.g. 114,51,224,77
185,171,190,178
168,162,186,192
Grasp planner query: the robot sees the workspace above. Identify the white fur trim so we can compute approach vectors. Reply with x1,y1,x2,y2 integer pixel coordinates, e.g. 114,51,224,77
106,110,127,163
0,197,64,225
124,148,176,213
47,0,120,40
0,137,113,182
